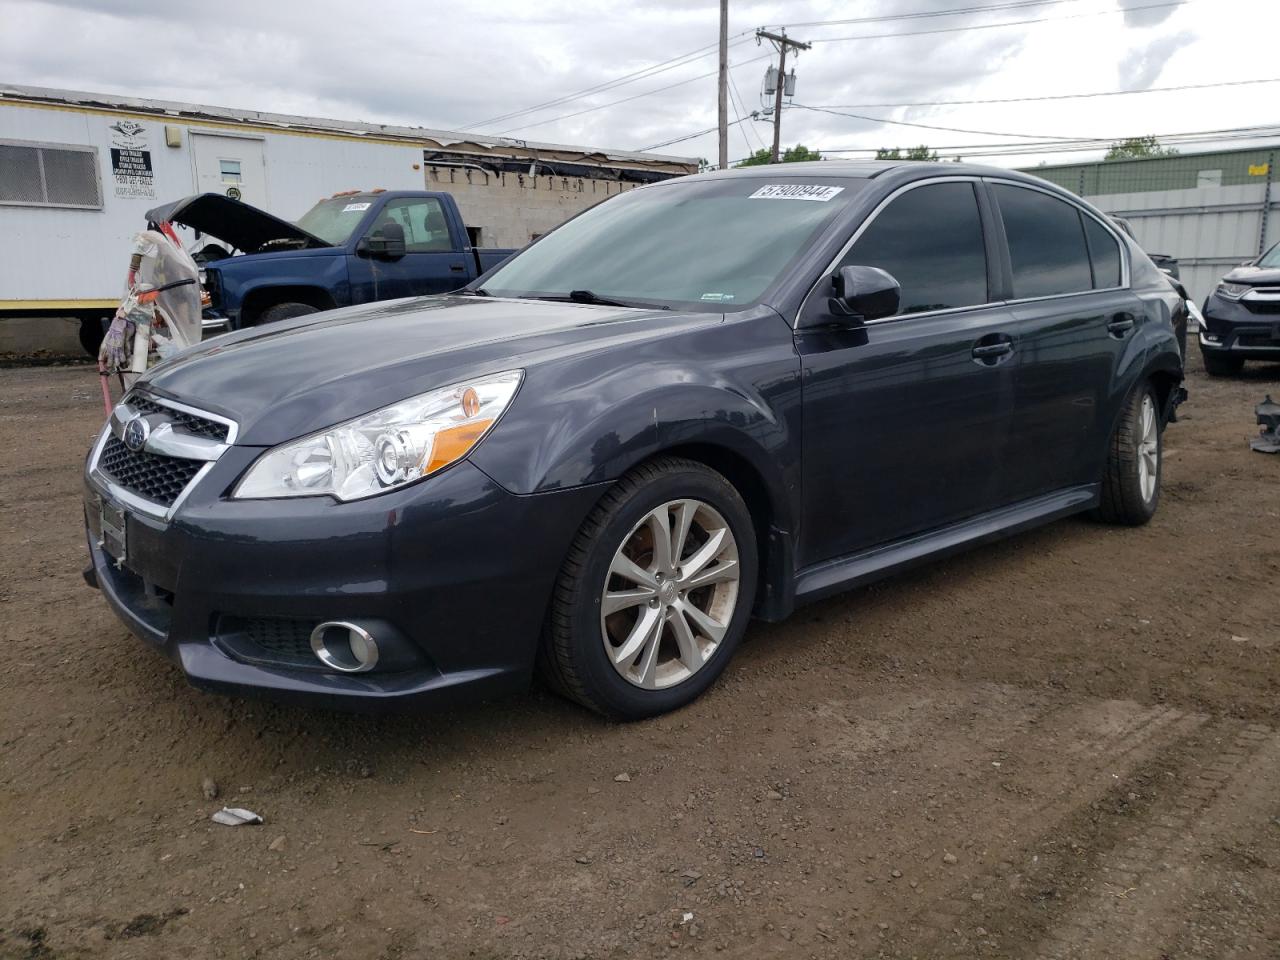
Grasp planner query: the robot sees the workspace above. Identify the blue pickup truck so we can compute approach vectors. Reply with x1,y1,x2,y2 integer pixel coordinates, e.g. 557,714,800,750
145,190,516,330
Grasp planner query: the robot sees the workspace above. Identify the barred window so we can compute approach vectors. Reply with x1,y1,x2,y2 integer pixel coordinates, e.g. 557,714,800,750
0,140,102,208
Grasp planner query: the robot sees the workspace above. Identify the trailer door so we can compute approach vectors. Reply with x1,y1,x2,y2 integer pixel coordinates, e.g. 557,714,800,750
190,133,267,208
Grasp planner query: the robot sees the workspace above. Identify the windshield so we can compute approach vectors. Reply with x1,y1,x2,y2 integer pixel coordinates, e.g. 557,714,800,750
296,196,376,245
1258,243,1280,268
480,176,865,310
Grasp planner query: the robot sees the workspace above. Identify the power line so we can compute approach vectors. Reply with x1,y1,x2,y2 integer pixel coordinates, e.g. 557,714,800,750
494,52,774,135
767,0,1087,30
728,64,767,152
792,102,1094,141
805,0,1194,44
461,0,1139,134
803,124,1280,160
810,76,1280,110
461,32,757,131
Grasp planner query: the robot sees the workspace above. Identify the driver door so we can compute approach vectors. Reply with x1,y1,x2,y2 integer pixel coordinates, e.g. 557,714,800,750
348,197,471,304
794,179,1020,567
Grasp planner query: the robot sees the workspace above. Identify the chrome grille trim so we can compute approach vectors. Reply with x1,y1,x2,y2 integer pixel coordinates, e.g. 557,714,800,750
89,391,238,522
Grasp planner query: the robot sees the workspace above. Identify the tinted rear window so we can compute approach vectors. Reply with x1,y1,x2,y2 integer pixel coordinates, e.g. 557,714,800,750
839,181,988,315
996,184,1092,299
1082,215,1122,288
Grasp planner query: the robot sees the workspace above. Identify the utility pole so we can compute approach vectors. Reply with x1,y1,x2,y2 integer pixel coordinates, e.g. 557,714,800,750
717,0,728,170
756,28,809,163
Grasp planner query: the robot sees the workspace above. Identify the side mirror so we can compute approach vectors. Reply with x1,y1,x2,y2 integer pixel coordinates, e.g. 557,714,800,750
358,222,407,259
827,265,900,324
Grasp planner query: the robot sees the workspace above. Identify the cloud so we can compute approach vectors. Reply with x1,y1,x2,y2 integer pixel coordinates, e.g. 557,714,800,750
1119,30,1196,90
0,0,1266,169
1118,0,1179,28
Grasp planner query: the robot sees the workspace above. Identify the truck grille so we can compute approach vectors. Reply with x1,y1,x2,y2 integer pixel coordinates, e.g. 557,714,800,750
98,435,205,506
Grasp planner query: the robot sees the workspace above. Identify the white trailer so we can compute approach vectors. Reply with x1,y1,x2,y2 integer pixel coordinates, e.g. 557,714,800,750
0,84,694,352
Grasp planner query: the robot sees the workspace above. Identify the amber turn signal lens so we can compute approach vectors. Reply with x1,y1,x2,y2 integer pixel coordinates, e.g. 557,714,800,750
424,418,494,473
460,387,480,418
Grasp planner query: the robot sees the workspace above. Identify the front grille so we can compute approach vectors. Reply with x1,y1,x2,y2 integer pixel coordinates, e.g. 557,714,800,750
1243,299,1280,315
1238,333,1280,348
99,435,204,506
128,394,229,441
216,616,322,669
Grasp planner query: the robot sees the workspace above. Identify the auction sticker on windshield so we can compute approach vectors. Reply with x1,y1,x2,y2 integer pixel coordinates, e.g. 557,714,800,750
749,184,845,202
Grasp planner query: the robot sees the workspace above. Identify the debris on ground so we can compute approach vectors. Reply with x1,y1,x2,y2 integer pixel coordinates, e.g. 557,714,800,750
211,807,263,826
1250,394,1280,453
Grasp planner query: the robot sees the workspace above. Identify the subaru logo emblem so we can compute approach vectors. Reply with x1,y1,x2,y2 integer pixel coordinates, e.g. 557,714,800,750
123,415,150,453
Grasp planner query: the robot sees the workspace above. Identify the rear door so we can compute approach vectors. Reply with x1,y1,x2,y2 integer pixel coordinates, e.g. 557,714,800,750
795,178,1020,567
988,181,1142,500
348,196,472,303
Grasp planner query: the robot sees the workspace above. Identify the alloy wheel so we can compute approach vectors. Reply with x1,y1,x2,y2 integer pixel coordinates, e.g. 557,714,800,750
1138,394,1159,502
600,499,740,689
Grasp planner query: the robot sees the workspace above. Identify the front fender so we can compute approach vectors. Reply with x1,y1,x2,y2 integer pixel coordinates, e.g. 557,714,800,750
216,253,350,321
470,310,802,531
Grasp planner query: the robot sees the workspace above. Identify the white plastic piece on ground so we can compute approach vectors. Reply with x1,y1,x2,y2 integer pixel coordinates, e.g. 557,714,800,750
211,807,264,826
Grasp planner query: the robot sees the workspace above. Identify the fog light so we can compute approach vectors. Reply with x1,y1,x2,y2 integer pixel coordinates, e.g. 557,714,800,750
310,621,380,673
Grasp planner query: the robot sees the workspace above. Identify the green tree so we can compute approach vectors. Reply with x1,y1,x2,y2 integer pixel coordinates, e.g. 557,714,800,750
875,145,939,161
1104,136,1178,161
736,144,822,167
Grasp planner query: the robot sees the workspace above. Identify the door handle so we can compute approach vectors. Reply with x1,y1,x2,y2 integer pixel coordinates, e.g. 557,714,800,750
1107,312,1136,337
449,263,467,272
972,340,1013,366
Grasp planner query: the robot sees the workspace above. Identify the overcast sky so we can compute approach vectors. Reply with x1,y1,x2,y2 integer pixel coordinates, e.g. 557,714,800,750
3,0,1279,168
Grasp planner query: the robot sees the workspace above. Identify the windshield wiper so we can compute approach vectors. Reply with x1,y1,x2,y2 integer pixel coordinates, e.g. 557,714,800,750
458,287,490,297
526,290,670,310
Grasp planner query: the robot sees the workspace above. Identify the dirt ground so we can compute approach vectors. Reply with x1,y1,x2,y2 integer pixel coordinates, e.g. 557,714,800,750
2,352,1279,960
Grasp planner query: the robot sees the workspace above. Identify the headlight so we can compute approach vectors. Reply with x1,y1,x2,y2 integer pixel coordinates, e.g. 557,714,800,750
1216,281,1251,300
233,370,522,501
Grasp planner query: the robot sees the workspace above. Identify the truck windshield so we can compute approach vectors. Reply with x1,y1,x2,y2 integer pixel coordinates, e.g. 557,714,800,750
296,196,376,245
480,176,865,310
1258,243,1280,268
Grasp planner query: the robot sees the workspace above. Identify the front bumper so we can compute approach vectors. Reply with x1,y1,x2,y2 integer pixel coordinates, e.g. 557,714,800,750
1199,292,1280,359
84,452,604,711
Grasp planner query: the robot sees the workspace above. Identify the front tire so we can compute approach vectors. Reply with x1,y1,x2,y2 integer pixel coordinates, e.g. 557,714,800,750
1201,351,1244,377
1097,382,1162,526
257,302,319,325
541,457,757,720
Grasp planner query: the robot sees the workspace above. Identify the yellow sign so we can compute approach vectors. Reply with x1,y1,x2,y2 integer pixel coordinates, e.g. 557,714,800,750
1249,163,1270,176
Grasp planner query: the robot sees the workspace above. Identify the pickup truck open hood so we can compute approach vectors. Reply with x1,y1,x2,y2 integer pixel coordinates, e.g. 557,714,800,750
145,194,330,253
138,295,708,445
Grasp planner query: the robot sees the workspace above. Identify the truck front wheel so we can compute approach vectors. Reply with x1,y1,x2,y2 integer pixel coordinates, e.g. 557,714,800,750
257,302,319,325
78,317,107,358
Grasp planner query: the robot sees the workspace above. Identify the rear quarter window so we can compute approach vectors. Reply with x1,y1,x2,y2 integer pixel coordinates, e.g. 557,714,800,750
1082,215,1122,289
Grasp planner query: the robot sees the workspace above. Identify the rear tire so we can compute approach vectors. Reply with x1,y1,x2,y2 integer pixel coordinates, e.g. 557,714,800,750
540,457,757,720
257,302,319,325
1096,381,1162,526
1201,352,1243,377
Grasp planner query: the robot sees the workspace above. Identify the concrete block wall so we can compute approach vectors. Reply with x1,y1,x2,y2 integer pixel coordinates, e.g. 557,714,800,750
426,166,640,249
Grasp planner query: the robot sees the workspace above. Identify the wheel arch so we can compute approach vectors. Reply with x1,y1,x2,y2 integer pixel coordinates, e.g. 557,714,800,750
240,285,336,326
612,440,797,622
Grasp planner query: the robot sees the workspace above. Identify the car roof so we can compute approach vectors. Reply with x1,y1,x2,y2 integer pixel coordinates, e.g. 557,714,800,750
683,159,1056,189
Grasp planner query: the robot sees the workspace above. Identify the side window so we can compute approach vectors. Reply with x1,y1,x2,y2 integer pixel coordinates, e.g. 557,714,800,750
369,198,453,252
839,182,987,315
995,185,1093,298
1081,215,1122,289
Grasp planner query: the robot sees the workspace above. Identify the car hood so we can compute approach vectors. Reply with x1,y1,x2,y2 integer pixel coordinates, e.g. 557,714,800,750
139,295,707,445
146,194,329,253
1222,264,1280,286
